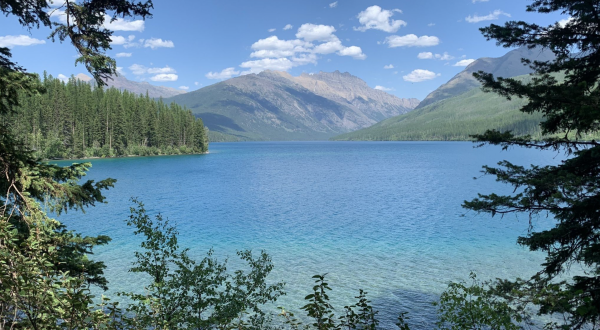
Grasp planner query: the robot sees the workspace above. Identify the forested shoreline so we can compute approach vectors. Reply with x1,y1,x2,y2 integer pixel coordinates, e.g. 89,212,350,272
5,73,208,159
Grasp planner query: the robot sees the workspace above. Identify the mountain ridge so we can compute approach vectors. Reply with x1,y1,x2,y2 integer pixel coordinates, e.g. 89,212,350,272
167,70,419,141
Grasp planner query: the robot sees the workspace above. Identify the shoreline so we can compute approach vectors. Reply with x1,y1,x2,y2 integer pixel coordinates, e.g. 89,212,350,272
47,150,210,162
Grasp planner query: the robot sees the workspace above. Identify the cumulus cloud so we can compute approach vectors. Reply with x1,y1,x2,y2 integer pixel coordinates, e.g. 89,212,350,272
116,52,132,57
250,36,311,58
428,23,436,27
179,86,189,90
150,74,178,82
354,5,406,33
374,85,393,91
384,64,394,69
403,69,440,82
103,14,145,32
110,35,136,46
144,38,174,49
453,59,476,66
283,24,293,30
338,46,366,60
435,52,454,60
268,28,276,32
57,74,69,82
296,23,337,42
558,17,573,27
194,82,200,86
329,1,338,8
129,64,176,75
211,22,367,77
206,67,240,80
418,52,433,59
240,58,296,74
0,35,45,47
291,53,318,65
384,34,439,47
313,39,344,54
465,10,510,23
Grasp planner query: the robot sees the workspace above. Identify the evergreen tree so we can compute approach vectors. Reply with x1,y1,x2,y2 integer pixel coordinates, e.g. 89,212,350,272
463,1,600,328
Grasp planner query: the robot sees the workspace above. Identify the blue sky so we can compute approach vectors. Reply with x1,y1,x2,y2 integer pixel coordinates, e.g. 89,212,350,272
0,0,569,100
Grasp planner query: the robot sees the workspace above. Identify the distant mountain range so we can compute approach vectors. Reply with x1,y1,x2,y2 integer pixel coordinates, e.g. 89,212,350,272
332,47,557,141
165,70,419,141
75,73,186,99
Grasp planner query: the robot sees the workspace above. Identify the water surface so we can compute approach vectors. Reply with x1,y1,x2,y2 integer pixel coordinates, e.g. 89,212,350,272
56,142,563,328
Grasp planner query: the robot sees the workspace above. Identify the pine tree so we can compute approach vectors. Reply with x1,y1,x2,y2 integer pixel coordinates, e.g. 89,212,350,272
463,1,600,328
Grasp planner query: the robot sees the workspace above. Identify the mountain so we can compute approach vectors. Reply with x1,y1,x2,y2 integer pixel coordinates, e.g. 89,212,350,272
331,47,562,142
416,46,556,109
74,73,186,99
332,74,543,141
102,75,186,99
166,70,419,141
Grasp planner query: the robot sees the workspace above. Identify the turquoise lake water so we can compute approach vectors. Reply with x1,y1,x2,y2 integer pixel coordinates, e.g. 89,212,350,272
55,141,564,328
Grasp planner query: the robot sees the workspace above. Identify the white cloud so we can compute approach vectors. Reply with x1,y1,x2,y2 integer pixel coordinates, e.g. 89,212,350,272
194,82,199,86
296,23,337,42
116,52,132,58
384,64,394,69
129,64,176,75
240,58,296,74
313,39,344,54
472,0,489,2
103,14,144,32
374,85,393,91
338,46,366,60
116,67,125,75
150,74,178,82
465,10,511,23
558,17,573,27
49,9,69,24
268,28,276,32
385,34,439,47
428,23,436,27
111,35,136,47
329,1,338,8
435,52,454,60
0,35,45,47
291,53,318,65
453,59,476,66
250,36,311,58
418,52,433,59
283,24,293,30
179,86,189,90
57,74,69,82
206,67,240,80
403,69,440,82
144,38,174,49
355,5,406,33
147,66,176,74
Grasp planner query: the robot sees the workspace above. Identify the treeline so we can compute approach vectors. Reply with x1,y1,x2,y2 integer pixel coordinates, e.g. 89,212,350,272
5,73,208,159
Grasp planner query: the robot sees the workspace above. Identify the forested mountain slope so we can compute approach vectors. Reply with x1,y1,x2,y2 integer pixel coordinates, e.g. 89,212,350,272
332,74,543,141
416,46,555,109
167,70,419,141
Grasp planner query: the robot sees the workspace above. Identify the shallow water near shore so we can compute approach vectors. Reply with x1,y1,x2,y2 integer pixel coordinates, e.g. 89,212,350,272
54,141,564,328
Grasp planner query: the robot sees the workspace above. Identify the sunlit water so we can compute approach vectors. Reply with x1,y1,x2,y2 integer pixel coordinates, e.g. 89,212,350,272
55,142,564,328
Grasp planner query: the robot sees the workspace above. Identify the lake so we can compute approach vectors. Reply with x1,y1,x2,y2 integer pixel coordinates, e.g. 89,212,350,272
55,141,563,328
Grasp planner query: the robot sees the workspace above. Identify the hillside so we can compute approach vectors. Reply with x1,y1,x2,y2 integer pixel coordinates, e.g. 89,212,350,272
166,70,419,141
416,46,555,109
332,75,545,141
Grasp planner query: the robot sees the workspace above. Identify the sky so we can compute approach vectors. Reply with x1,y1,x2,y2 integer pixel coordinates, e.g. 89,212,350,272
0,0,569,100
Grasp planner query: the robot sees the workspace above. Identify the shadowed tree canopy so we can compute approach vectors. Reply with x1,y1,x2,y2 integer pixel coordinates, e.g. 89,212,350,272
463,0,600,328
